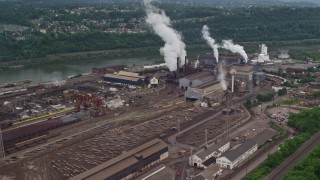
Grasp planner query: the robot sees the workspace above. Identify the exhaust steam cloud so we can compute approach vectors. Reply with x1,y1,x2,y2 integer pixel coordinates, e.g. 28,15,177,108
218,64,227,90
222,40,248,63
202,25,219,63
144,0,187,71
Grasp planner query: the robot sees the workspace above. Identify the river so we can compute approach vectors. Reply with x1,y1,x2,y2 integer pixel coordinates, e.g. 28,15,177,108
0,57,158,84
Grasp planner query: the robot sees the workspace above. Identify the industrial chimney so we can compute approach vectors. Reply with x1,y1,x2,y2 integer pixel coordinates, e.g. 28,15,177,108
176,57,180,78
184,56,187,76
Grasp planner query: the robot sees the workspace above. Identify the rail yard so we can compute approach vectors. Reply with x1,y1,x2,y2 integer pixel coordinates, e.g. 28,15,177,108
0,52,319,180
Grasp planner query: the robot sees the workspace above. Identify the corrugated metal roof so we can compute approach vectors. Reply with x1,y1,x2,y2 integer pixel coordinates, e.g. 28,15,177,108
195,80,220,89
223,140,257,162
104,73,142,82
195,140,229,160
118,71,140,77
71,139,168,180
183,71,213,81
252,129,277,147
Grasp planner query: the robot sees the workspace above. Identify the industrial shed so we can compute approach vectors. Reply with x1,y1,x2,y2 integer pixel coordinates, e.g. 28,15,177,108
185,80,224,101
189,140,230,168
179,71,215,90
71,139,168,180
216,140,258,170
103,73,145,87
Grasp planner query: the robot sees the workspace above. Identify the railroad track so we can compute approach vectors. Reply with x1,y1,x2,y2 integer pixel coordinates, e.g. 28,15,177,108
265,131,320,180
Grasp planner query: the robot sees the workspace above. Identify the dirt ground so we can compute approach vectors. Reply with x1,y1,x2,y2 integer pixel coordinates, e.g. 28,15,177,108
176,106,250,148
0,84,211,180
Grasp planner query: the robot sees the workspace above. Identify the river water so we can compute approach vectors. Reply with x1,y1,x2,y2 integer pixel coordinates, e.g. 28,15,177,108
0,57,157,84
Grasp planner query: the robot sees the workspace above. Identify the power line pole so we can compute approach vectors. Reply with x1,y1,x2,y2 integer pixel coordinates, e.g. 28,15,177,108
178,119,180,137
4,30,7,40
0,126,6,164
205,129,208,147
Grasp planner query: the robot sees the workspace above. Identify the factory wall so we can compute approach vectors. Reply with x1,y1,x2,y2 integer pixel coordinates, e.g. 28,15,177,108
179,79,210,90
234,73,254,92
254,72,266,85
179,78,191,89
203,84,223,96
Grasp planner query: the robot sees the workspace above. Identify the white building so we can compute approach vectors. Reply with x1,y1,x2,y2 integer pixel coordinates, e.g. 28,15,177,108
257,44,270,62
150,76,159,87
216,140,257,170
278,50,290,59
189,140,230,168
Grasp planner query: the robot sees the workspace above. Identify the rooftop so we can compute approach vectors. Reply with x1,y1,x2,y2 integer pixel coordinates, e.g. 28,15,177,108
195,140,229,160
104,73,142,82
195,80,221,89
252,129,277,147
118,71,144,78
223,139,257,162
136,164,175,180
71,139,168,180
230,65,254,73
201,164,221,179
183,71,213,81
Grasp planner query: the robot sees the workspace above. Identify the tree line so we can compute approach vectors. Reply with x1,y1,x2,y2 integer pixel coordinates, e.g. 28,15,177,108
2,3,320,60
245,107,320,180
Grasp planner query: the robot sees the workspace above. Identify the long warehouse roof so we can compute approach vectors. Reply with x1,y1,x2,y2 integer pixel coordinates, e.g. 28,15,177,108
70,139,168,180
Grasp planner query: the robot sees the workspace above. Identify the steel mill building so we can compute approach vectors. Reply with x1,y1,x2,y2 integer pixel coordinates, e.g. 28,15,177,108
71,139,168,180
179,71,215,90
184,80,226,101
103,71,147,87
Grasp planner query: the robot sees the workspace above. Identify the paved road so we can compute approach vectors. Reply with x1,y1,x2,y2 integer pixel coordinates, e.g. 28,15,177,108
223,96,295,180
265,131,320,180
168,84,270,149
231,145,278,180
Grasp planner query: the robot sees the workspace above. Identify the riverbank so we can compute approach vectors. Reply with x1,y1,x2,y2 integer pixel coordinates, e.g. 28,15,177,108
2,39,320,70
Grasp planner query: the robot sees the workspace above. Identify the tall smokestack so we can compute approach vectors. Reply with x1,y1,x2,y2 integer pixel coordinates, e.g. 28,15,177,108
177,57,180,78
232,74,235,93
184,56,187,76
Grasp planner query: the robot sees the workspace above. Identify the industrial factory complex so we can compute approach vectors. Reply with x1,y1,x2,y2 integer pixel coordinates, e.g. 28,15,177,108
0,42,319,180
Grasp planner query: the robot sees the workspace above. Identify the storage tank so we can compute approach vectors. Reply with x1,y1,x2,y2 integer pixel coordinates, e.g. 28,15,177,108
254,72,266,85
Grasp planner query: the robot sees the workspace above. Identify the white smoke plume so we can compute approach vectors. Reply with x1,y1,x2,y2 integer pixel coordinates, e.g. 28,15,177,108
144,0,187,71
222,40,248,63
202,25,219,63
217,64,227,90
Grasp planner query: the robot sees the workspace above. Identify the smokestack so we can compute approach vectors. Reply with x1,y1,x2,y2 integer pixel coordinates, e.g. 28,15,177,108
205,129,208,148
232,74,235,93
176,57,180,78
184,56,187,76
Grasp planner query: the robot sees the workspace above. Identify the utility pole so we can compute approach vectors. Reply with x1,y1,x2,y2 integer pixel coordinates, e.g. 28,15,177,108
4,30,7,40
177,119,180,137
0,126,6,164
205,129,208,147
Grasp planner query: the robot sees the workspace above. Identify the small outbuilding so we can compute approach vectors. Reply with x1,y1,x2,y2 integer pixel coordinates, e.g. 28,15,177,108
189,140,230,168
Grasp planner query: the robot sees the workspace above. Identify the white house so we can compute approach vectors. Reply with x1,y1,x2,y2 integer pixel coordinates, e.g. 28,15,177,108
216,140,257,170
189,140,230,168
150,77,159,87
